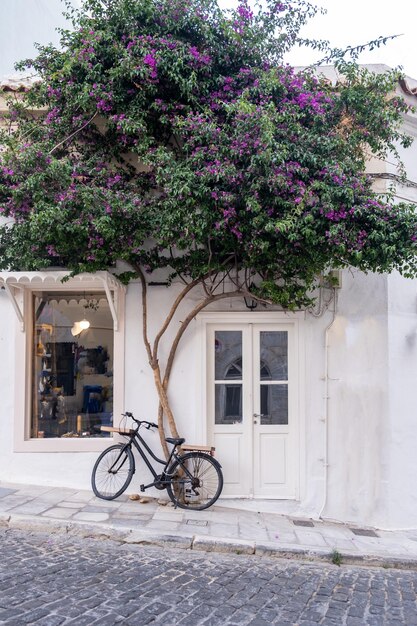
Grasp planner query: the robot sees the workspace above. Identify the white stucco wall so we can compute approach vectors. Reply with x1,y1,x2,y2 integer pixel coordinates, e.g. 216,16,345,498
323,271,391,528
0,289,16,478
3,270,417,529
385,272,417,528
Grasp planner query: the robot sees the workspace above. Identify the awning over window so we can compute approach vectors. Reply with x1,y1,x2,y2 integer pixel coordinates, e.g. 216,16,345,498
0,270,125,331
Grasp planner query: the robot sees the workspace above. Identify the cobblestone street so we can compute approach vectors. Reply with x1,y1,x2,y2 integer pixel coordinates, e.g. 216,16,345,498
1,530,417,625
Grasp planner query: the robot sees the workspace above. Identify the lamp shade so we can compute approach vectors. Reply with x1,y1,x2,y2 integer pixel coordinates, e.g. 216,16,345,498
71,319,90,336
71,322,82,336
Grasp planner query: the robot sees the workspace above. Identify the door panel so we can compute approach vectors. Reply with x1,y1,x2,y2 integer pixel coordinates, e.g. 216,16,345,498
214,435,244,485
208,322,298,499
214,330,243,425
259,330,288,381
208,326,252,495
258,435,286,485
260,384,288,425
253,326,295,497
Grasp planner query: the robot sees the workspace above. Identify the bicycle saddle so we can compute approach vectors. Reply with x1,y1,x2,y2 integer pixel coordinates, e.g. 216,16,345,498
165,437,185,446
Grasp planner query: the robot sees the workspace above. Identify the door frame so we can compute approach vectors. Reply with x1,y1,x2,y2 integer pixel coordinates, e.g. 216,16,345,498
197,311,306,500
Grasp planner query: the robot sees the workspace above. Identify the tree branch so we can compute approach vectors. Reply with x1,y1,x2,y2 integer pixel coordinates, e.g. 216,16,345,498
152,277,201,360
135,265,153,366
48,111,98,155
162,290,245,391
152,270,219,358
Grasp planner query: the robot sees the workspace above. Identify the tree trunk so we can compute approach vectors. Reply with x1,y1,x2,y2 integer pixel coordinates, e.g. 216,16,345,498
152,290,245,452
136,263,259,456
152,362,179,438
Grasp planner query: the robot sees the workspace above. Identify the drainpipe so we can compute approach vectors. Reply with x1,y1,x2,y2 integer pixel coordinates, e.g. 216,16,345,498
318,288,338,520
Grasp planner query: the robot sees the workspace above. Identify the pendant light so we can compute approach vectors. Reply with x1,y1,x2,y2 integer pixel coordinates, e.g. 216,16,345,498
71,318,90,337
71,292,91,336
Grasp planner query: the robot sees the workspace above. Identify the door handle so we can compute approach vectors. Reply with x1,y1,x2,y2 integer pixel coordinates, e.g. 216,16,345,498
253,413,264,425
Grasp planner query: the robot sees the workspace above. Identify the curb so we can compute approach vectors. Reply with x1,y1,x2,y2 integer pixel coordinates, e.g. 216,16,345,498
254,542,417,570
2,513,417,570
193,534,255,555
126,529,194,549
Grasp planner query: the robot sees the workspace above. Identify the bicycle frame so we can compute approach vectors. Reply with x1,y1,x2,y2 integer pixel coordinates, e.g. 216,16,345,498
120,428,191,491
92,413,223,509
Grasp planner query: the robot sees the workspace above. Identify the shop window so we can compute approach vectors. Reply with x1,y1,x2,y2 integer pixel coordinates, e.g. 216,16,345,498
32,291,114,438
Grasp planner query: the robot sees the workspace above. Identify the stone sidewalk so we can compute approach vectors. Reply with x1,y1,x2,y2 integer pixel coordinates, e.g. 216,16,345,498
1,481,417,569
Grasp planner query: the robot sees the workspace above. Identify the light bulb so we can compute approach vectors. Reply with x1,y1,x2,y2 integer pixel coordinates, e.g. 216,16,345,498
71,319,90,336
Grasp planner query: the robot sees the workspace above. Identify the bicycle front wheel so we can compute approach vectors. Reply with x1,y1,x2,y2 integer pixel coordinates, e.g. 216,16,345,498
91,444,134,500
166,452,223,510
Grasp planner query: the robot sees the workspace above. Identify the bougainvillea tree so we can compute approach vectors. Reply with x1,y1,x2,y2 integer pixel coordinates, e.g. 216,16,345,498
0,0,416,447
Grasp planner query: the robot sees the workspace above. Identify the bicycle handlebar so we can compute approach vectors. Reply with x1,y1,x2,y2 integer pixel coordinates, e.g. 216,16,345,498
122,412,158,430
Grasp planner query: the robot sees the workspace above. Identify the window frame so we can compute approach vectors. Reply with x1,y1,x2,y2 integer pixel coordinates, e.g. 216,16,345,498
3,271,125,452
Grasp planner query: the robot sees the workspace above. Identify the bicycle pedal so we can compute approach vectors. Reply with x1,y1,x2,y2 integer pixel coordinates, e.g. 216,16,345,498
140,484,145,492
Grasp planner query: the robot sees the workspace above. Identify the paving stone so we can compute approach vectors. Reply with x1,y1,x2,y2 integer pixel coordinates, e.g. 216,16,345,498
209,522,240,536
0,496,32,511
0,531,408,626
145,519,181,530
64,491,94,502
0,488,18,498
294,529,330,547
0,608,25,620
16,608,51,623
6,478,417,625
41,507,76,519
109,517,149,528
34,616,66,626
5,502,53,515
3,528,417,625
58,501,89,509
79,505,119,513
152,509,184,521
71,511,110,522
111,510,152,518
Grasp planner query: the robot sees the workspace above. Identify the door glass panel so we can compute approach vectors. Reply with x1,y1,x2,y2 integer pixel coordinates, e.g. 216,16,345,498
224,357,242,380
215,331,242,380
215,384,242,424
260,384,288,424
260,331,287,381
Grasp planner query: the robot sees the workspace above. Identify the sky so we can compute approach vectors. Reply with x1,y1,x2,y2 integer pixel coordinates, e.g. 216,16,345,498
219,0,417,81
283,0,417,81
0,0,76,76
1,0,416,81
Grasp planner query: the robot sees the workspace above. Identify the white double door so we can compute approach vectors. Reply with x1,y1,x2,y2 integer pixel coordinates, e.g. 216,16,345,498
207,321,299,499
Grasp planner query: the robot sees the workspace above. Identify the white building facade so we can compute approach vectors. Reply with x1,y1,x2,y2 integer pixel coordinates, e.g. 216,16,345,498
1,49,417,529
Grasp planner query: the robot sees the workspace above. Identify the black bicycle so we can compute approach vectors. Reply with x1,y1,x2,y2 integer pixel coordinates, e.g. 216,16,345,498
91,412,223,510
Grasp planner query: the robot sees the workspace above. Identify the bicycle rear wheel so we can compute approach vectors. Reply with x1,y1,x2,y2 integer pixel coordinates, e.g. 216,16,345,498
92,444,134,500
166,452,223,510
